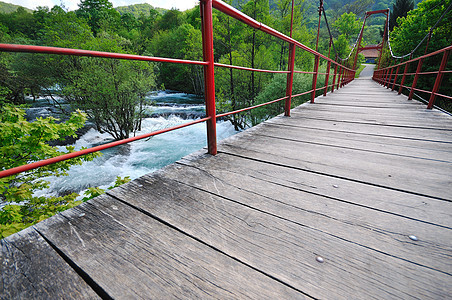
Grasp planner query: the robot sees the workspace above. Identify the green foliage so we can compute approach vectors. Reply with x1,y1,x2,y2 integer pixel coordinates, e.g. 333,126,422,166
389,0,414,31
63,32,157,140
390,0,452,56
355,64,366,78
76,0,121,34
0,193,82,238
0,105,100,202
0,1,32,14
0,104,103,239
151,23,203,94
252,64,329,123
0,175,130,239
387,0,452,111
81,176,131,201
333,12,361,41
115,3,166,18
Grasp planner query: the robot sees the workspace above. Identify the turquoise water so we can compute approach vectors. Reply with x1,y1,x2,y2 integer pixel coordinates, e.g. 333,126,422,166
33,92,238,198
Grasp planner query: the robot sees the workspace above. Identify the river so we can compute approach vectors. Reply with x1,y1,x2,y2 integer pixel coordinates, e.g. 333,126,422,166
29,91,238,198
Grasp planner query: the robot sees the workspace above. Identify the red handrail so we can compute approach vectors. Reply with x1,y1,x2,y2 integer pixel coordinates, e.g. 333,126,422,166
373,45,451,109
0,117,210,178
0,43,207,65
0,0,354,179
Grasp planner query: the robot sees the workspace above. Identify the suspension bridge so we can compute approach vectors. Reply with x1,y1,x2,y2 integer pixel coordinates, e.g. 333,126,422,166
1,0,451,298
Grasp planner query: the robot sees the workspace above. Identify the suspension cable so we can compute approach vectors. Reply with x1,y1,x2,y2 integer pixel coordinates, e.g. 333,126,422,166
387,0,452,59
321,6,367,62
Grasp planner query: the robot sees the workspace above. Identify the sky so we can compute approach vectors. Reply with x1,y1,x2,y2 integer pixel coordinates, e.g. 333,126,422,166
3,0,199,11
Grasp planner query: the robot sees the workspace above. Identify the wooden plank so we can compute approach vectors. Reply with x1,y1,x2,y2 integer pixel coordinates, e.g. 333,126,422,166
179,151,452,228
154,154,452,275
267,117,452,143
252,122,452,162
314,101,427,109
0,227,99,299
289,108,452,130
34,196,307,299
301,104,452,121
108,173,451,299
218,129,451,200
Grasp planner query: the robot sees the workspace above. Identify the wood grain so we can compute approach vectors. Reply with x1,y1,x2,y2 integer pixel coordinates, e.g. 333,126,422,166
0,227,99,299
2,65,451,299
153,153,452,274
109,174,451,299
218,140,451,200
34,195,307,299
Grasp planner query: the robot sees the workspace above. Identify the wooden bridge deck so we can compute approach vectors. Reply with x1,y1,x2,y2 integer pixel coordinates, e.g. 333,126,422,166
2,65,451,299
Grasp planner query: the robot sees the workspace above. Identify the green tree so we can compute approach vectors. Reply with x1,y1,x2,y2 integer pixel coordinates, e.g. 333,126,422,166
155,8,184,31
64,33,157,140
389,0,414,31
152,23,203,94
390,0,451,56
0,104,100,238
388,0,452,111
76,0,121,34
333,12,362,41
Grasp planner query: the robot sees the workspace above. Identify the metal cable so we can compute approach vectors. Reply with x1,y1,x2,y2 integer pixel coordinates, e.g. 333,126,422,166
387,0,452,59
321,6,366,62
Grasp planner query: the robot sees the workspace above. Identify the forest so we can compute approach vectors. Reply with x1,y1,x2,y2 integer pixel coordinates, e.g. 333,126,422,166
0,0,450,237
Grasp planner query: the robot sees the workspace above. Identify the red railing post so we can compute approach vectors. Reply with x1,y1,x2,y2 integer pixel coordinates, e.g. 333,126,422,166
285,43,296,116
311,55,320,103
341,68,346,87
427,50,449,109
311,0,323,103
284,0,296,116
386,66,394,88
408,57,423,100
391,64,400,91
323,39,332,96
337,66,342,89
353,15,367,70
331,61,338,93
200,0,217,155
383,68,390,86
398,55,412,95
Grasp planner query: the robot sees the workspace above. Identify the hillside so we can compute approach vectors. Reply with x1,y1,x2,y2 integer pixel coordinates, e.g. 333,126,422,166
115,3,166,17
0,1,32,13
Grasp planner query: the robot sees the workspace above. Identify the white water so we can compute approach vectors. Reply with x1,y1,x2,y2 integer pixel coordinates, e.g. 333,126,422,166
33,92,238,198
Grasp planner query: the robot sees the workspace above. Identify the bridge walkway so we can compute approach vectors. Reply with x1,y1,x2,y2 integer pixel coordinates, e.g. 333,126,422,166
2,65,451,299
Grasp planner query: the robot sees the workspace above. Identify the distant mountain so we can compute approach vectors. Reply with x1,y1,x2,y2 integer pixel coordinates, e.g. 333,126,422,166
115,3,167,17
0,1,33,13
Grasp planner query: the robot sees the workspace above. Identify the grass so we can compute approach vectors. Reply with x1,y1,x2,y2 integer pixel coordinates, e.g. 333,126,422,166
355,64,366,78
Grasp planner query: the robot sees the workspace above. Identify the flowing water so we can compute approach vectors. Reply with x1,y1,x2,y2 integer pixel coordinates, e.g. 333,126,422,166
29,91,238,198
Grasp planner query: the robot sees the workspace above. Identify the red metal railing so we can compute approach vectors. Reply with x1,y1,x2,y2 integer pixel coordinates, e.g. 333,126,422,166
373,45,451,109
0,0,354,179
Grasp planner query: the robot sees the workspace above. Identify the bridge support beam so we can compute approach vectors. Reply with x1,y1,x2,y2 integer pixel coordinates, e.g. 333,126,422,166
200,0,217,155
